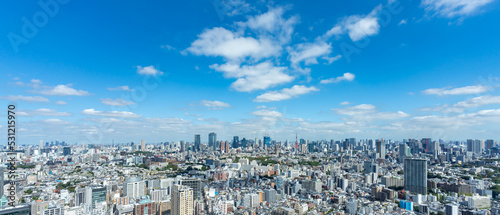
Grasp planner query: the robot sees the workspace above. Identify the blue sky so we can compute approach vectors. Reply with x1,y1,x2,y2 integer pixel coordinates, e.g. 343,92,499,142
1,0,500,144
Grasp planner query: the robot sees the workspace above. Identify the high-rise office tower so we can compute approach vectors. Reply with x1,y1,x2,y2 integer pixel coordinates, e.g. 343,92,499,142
404,158,427,195
63,147,71,156
241,138,247,148
141,140,146,151
467,139,483,154
376,140,385,159
421,138,431,153
430,141,440,154
399,143,410,163
171,184,193,215
180,141,185,153
485,139,494,151
264,136,271,147
208,132,216,150
232,136,239,148
220,141,225,153
225,140,230,153
194,134,200,152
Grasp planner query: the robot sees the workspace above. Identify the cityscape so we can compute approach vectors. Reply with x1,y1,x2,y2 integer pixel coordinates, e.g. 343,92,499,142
2,0,500,215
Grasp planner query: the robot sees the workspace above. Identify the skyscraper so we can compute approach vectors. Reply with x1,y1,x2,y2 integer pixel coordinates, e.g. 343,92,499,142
421,138,431,153
208,132,216,150
194,134,200,152
141,140,146,151
241,138,247,148
404,158,427,195
63,147,71,156
399,143,410,163
264,136,271,147
485,139,494,151
232,136,239,148
171,184,193,215
467,139,483,154
376,140,385,159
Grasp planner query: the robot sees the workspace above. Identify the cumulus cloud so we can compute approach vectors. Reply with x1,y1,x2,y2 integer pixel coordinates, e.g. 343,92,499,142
137,65,163,76
107,86,134,91
421,0,494,18
210,62,294,92
422,85,489,96
254,85,319,102
37,84,90,96
185,27,280,61
1,95,49,102
320,73,356,84
324,5,382,41
81,109,142,118
241,7,298,44
251,109,284,118
288,41,337,66
101,98,136,107
55,101,67,105
201,100,231,109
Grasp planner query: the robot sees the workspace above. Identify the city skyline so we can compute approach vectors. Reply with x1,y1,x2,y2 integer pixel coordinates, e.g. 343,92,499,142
2,0,500,144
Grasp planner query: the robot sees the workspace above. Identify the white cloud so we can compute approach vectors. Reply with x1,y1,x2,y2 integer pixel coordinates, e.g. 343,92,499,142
399,19,407,25
214,0,254,17
421,95,500,113
454,95,500,109
320,73,356,84
186,27,280,61
334,104,377,115
101,98,136,107
242,7,298,44
334,104,409,120
210,62,294,92
137,65,163,76
422,85,489,96
325,5,382,41
37,84,90,96
322,55,342,64
200,100,231,109
1,95,49,102
55,101,67,105
251,109,284,118
81,109,142,118
288,41,335,65
161,44,175,50
107,86,134,91
340,101,351,105
254,85,319,102
421,0,494,18
19,108,72,117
